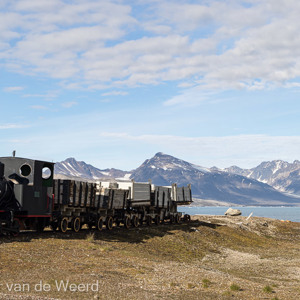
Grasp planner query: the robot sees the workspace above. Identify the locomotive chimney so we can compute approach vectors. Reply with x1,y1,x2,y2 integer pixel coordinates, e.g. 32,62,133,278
12,150,16,157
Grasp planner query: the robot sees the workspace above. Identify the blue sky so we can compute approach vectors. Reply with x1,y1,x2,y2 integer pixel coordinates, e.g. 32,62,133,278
1,0,300,170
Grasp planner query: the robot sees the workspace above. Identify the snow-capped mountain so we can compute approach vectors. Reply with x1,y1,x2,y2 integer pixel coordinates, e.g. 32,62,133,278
54,153,300,206
131,152,207,184
130,153,299,206
54,157,129,181
225,160,300,194
130,152,209,185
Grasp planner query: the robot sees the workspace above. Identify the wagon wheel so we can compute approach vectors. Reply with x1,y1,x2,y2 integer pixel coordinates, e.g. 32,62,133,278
154,215,160,225
170,215,175,224
59,217,68,233
71,217,81,232
106,216,113,230
132,216,139,228
97,218,103,231
139,217,144,226
187,214,191,222
146,216,152,226
124,216,131,229
184,214,191,223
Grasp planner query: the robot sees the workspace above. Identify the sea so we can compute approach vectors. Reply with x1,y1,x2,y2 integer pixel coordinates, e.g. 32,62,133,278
178,206,300,223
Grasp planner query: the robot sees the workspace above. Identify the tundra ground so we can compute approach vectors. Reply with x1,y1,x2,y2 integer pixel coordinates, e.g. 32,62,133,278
0,215,299,300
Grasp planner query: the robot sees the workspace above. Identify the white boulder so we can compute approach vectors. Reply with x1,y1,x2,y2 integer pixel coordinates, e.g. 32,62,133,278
224,208,242,216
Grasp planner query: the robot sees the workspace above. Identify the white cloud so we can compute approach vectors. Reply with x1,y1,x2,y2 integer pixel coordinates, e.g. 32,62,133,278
0,123,29,129
61,101,77,108
0,0,135,80
23,91,59,100
153,2,215,32
3,86,24,92
163,87,214,106
13,0,62,12
1,0,300,96
101,91,128,96
31,105,48,110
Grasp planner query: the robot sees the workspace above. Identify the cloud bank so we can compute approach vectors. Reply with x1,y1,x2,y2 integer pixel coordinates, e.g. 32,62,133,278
1,0,300,96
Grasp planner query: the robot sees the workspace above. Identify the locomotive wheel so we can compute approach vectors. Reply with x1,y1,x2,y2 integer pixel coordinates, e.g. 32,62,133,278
97,218,103,231
36,219,45,233
154,215,160,225
146,216,152,226
50,222,58,232
132,216,139,228
106,216,113,230
71,217,81,232
59,217,68,233
175,214,181,224
124,216,131,229
11,220,20,237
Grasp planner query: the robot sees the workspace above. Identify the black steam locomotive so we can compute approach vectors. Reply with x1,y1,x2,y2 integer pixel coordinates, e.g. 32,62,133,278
0,156,192,236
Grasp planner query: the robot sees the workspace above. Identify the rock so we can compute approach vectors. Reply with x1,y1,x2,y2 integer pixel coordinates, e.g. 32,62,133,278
190,227,199,232
224,208,242,216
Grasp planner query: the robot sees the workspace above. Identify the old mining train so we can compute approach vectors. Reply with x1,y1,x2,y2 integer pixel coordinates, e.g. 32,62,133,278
0,156,192,235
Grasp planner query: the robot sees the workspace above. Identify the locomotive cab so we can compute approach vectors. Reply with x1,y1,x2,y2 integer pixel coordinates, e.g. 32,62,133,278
0,157,54,217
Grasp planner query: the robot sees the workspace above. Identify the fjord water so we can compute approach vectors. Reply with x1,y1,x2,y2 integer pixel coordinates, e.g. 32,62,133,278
178,206,300,222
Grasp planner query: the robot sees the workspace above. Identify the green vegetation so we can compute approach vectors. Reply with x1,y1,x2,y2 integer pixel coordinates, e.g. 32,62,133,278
187,283,196,289
85,232,95,242
263,285,273,293
230,283,241,291
202,279,211,288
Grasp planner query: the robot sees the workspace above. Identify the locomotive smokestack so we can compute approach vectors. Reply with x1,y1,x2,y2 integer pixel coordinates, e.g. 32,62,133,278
12,150,16,157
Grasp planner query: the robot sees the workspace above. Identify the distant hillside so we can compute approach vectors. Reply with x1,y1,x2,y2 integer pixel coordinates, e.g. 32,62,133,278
54,157,130,181
225,160,300,194
54,153,300,206
130,153,300,206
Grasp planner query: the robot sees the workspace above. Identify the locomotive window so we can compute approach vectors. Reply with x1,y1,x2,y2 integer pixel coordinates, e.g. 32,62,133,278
42,167,52,180
20,164,32,177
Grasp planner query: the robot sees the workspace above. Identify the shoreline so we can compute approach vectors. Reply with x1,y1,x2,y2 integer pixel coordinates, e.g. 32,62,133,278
179,206,300,222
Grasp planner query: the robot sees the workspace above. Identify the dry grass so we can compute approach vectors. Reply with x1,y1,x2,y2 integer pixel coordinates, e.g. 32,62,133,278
0,216,299,299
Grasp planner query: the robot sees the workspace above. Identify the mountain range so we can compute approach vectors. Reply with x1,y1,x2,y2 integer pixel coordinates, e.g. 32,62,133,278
224,160,300,195
54,157,129,180
54,153,300,206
